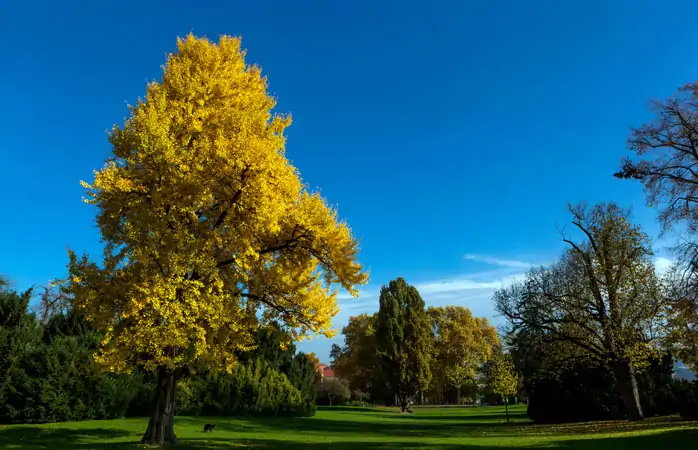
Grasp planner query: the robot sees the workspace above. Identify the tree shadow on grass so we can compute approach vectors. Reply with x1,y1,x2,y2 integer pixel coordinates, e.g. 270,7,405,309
213,416,517,438
0,426,133,450
181,414,512,440
353,411,698,438
317,406,382,413
374,412,529,422
0,421,696,450
547,428,698,450
173,427,698,449
514,416,698,437
209,413,698,440
176,439,466,449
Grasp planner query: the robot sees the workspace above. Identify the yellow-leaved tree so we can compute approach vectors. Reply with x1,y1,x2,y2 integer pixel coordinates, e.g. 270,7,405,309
428,306,499,404
66,34,367,445
488,353,519,423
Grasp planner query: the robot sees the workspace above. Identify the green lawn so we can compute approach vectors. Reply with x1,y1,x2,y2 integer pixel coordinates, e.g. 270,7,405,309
1,405,696,449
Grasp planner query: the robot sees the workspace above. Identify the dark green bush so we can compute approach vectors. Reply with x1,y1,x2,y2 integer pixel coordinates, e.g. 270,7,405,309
175,328,318,417
525,353,685,423
176,360,304,416
0,283,317,423
676,380,698,420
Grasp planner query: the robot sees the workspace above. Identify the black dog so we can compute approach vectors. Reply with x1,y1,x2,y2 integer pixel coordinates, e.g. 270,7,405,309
203,423,216,432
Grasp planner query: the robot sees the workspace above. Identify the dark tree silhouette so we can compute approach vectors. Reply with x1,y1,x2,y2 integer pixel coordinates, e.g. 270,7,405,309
495,203,665,421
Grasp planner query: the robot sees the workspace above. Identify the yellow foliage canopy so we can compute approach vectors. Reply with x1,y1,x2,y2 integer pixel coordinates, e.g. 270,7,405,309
428,306,499,388
489,353,519,398
67,35,368,373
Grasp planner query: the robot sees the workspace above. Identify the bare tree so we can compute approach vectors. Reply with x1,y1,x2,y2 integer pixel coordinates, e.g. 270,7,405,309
615,81,698,271
36,282,71,324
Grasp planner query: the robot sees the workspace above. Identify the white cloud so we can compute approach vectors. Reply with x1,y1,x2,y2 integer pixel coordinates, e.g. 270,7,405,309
334,271,524,312
300,268,525,360
463,253,535,269
416,275,524,294
653,256,674,275
336,291,361,301
303,255,678,360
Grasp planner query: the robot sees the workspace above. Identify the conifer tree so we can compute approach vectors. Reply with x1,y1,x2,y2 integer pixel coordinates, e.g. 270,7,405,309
375,278,432,411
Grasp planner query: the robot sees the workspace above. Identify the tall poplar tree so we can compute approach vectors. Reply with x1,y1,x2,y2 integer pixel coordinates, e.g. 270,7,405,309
375,278,432,412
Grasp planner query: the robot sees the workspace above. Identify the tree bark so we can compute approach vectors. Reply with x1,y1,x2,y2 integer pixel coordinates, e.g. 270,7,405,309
398,393,409,412
613,360,644,421
141,367,179,446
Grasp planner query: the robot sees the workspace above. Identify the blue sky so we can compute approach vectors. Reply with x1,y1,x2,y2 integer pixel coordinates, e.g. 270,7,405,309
2,1,698,360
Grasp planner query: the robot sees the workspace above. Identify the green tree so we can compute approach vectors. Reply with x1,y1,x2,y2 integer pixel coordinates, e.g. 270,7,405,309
375,278,432,412
315,377,350,406
495,203,665,421
236,324,319,415
667,296,698,372
488,353,519,423
0,283,150,424
661,266,698,373
330,313,378,396
0,283,40,423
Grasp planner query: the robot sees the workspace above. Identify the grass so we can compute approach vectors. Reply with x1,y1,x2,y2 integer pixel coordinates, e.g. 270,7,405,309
1,404,697,449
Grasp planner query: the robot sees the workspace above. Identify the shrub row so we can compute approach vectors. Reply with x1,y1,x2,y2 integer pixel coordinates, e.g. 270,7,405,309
0,286,317,424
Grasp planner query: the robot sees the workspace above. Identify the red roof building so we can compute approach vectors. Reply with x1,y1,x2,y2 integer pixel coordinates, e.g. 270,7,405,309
316,363,336,379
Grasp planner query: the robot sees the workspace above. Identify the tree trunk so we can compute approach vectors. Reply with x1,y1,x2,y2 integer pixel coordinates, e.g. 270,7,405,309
455,387,461,405
398,393,409,412
141,367,179,446
613,360,644,421
504,397,509,423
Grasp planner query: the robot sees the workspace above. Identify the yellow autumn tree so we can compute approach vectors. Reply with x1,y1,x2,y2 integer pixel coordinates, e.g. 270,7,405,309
487,353,519,423
66,34,367,445
428,306,499,404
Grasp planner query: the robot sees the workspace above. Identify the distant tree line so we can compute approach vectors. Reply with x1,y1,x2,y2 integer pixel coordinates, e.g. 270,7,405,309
330,202,698,422
325,80,698,423
330,279,508,409
0,278,318,424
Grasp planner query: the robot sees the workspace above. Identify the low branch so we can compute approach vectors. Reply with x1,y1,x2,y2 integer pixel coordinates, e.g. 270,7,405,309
242,292,317,332
216,258,236,268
